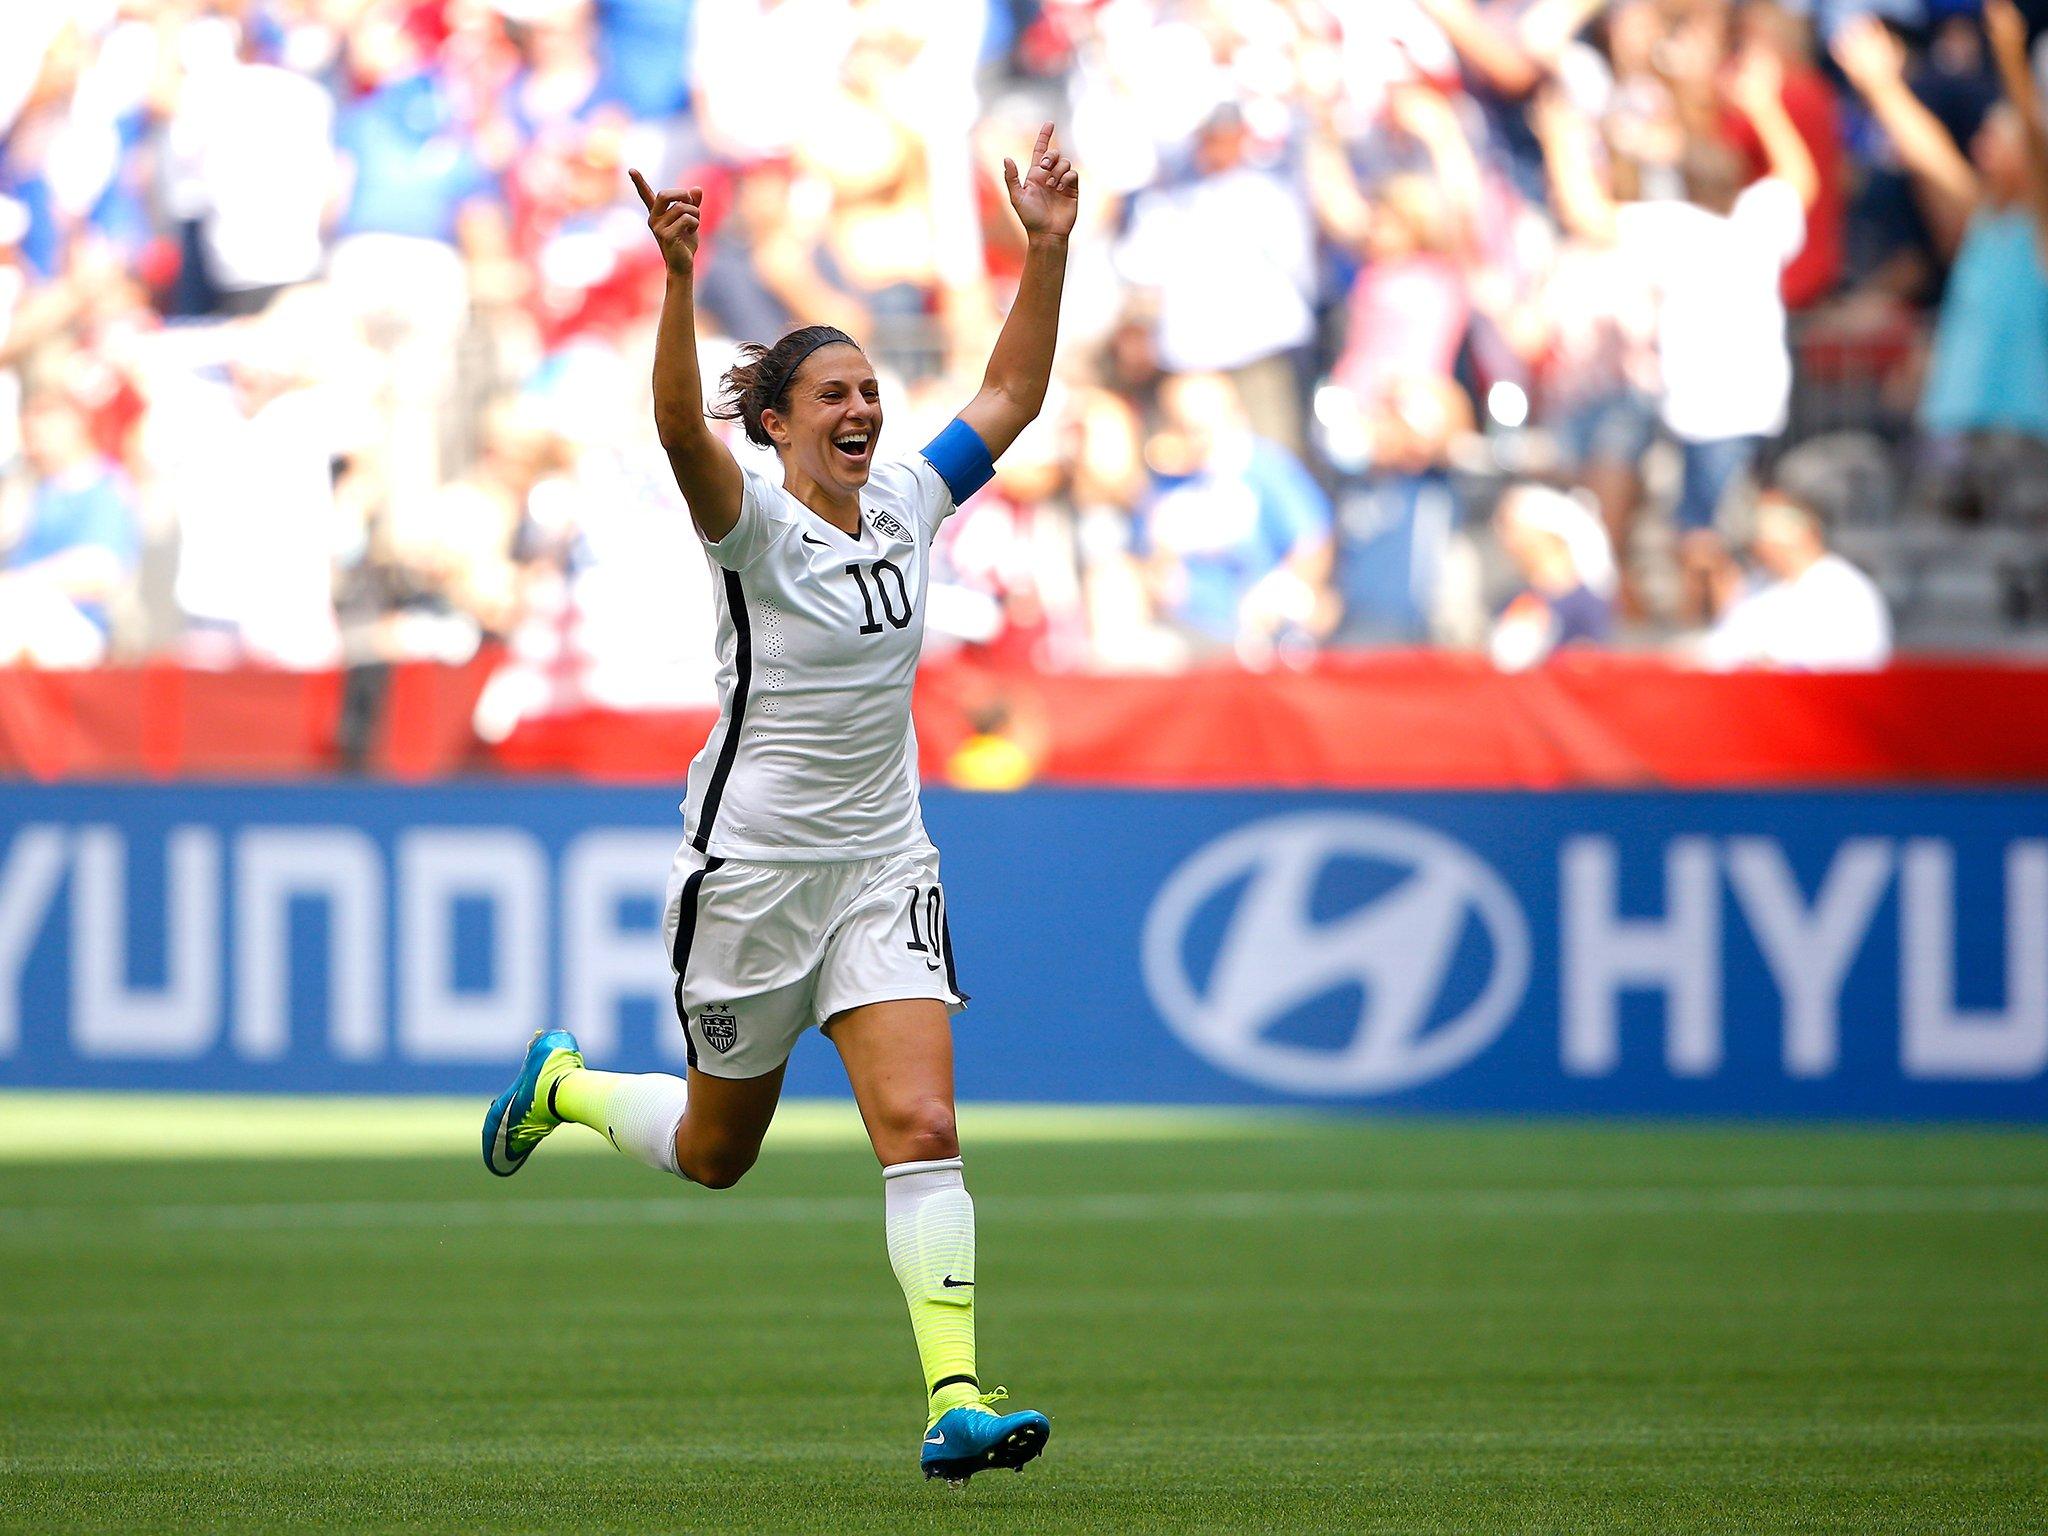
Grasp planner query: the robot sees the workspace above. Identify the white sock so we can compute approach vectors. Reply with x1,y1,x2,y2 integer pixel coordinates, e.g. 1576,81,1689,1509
556,1070,688,1177
883,1157,980,1415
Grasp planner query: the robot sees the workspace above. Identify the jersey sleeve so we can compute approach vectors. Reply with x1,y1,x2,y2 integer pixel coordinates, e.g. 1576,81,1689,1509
701,464,784,571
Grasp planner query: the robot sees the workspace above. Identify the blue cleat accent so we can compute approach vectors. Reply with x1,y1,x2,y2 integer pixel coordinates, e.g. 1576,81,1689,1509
919,1392,1051,1486
481,1029,582,1177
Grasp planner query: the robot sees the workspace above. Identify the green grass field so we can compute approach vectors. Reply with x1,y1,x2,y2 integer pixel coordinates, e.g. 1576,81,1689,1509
2,1097,2044,1534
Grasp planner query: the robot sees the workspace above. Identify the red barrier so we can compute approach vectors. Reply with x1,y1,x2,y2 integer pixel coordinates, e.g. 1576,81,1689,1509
0,656,495,781
484,655,2048,788
5,654,2047,786
914,655,2048,787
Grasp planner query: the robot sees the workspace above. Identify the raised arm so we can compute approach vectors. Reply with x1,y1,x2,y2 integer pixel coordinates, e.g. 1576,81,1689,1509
1831,16,1980,256
1534,88,1620,245
628,168,744,542
954,124,1078,462
1987,0,2048,257
1728,48,1820,209
1417,0,1544,98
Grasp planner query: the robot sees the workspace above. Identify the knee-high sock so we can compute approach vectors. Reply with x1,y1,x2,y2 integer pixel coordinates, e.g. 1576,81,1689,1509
884,1157,980,1421
551,1069,686,1177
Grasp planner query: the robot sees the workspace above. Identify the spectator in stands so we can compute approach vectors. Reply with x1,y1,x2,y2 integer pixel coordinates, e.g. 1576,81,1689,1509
162,14,333,317
591,0,695,122
0,196,37,469
1117,103,1316,454
1309,85,1479,428
1702,473,1891,672
794,32,942,331
1537,48,1819,625
5,0,2047,682
694,156,863,344
1326,375,1471,646
328,10,505,515
1136,371,1331,662
149,296,353,669
1416,0,1605,204
1726,1,1847,311
500,0,608,146
1489,482,1616,669
0,386,138,665
1510,226,1657,612
1834,5,2048,526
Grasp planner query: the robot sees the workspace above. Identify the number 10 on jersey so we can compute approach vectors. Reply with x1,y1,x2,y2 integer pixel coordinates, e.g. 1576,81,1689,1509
845,560,913,634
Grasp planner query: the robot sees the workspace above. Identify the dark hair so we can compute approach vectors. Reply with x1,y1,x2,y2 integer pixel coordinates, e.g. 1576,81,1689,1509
710,325,861,447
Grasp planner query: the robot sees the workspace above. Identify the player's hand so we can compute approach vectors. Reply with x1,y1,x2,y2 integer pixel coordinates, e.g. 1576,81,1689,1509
629,169,702,276
1830,15,1907,92
1003,123,1079,240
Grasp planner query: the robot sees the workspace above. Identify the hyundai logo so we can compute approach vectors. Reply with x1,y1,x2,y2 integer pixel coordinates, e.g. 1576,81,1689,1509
1142,813,1531,1095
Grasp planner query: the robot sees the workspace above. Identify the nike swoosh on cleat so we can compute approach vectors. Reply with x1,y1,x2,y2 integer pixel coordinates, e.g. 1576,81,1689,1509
924,1432,946,1445
941,1275,973,1288
491,1100,518,1172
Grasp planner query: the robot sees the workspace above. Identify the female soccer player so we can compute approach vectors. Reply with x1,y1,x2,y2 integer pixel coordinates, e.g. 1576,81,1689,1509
482,124,1078,1486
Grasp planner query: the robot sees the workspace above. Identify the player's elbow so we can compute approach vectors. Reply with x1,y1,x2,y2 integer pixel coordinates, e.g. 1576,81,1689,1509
979,378,1046,427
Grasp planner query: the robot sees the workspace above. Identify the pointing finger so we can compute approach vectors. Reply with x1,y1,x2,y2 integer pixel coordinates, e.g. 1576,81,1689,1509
627,168,655,210
1032,121,1054,167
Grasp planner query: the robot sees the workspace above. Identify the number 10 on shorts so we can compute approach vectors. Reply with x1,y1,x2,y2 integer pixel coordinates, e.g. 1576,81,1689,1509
905,885,944,972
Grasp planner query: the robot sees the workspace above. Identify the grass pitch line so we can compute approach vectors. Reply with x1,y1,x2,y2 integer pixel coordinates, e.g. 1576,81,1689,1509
2,1182,2044,1240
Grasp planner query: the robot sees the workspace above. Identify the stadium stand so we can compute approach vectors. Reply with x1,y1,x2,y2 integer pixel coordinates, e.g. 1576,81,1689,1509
3,1,2047,748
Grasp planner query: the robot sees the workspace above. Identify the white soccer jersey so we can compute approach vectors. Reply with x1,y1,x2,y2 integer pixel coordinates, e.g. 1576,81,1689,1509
681,454,960,861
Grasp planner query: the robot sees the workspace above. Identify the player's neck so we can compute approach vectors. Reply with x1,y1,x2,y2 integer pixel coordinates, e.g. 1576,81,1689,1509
783,468,863,535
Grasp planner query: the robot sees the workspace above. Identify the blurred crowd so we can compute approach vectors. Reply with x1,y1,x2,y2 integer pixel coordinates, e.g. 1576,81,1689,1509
4,0,2048,714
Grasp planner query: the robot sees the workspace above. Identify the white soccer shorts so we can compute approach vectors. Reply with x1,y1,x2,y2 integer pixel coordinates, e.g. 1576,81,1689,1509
661,841,965,1079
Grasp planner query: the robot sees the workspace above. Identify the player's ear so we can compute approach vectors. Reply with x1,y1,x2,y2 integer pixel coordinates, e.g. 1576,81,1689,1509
760,405,790,448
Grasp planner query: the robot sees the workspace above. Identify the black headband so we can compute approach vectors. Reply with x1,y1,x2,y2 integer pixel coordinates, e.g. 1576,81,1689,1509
762,329,857,412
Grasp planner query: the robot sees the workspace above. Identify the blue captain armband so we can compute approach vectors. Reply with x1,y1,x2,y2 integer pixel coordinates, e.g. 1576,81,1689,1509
920,418,996,505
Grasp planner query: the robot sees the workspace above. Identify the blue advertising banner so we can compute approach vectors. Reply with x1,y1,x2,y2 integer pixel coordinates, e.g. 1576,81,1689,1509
0,783,2043,1118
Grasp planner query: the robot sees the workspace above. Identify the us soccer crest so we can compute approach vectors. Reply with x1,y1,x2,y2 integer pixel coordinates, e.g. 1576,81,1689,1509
870,510,910,541
698,1005,738,1054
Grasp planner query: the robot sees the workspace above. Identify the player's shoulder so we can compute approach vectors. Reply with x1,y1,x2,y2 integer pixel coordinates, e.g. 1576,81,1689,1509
863,455,945,532
738,461,805,526
864,454,934,502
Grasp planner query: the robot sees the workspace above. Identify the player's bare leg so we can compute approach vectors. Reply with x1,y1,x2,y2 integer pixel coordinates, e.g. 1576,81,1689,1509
827,999,1050,1484
672,1064,786,1187
827,997,960,1167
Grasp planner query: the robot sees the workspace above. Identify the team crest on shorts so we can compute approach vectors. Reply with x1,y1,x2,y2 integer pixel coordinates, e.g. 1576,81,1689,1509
698,1005,738,1054
869,510,909,541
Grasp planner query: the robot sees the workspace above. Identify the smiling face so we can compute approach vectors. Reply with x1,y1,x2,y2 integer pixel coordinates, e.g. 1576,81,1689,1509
761,343,882,497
